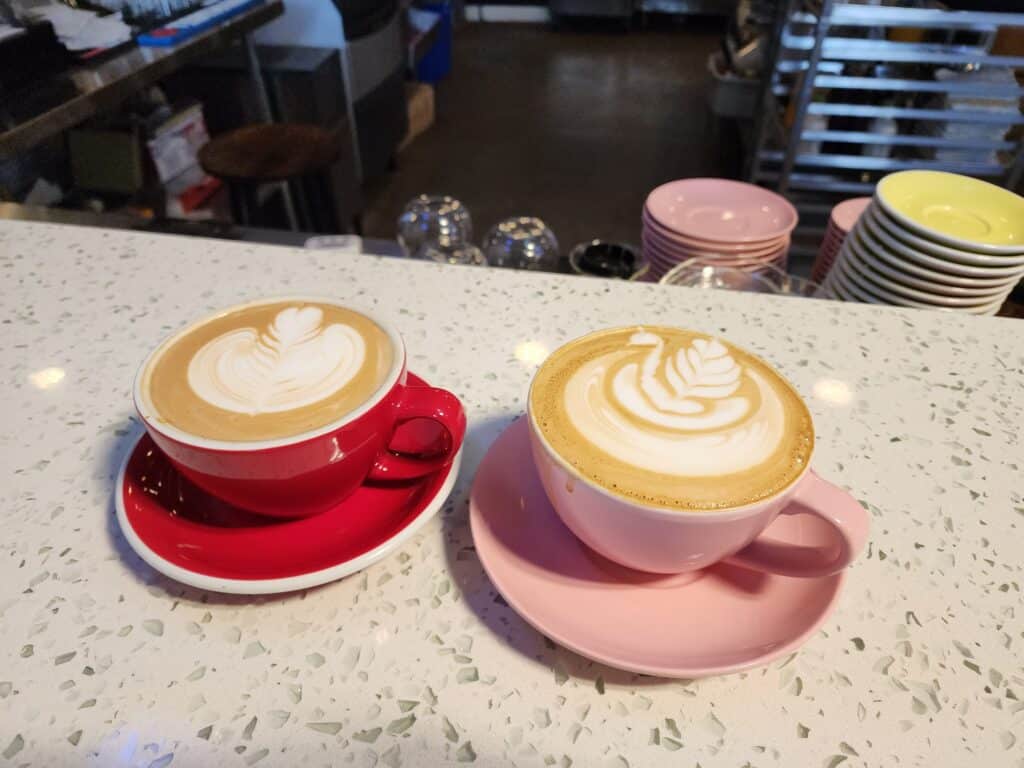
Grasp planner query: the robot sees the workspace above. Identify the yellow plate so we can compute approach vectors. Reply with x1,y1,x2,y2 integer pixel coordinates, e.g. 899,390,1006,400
876,171,1024,254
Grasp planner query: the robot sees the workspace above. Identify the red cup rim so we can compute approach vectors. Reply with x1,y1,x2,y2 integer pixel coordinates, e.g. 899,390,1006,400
132,295,408,453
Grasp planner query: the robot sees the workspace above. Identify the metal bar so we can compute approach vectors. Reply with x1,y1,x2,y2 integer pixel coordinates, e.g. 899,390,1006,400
785,36,1001,65
336,13,365,185
776,59,843,74
754,171,877,195
778,0,832,195
746,0,794,182
813,75,1024,96
827,5,1024,30
798,131,1016,151
817,41,1024,67
243,34,274,123
781,31,815,51
787,176,876,194
759,151,1006,175
807,102,1024,125
1008,149,1024,190
244,33,300,232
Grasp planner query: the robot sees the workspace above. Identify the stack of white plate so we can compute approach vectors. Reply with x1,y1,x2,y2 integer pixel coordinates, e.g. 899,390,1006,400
820,171,1024,315
641,178,797,282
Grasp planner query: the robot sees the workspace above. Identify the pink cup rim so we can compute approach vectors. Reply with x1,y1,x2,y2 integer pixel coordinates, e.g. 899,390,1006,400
133,295,407,453
527,327,815,521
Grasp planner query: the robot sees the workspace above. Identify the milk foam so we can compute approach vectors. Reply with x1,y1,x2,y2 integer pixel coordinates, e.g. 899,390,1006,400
562,330,785,477
187,306,367,415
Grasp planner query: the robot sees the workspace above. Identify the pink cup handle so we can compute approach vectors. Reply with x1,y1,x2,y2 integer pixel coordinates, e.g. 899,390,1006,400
367,385,466,482
726,471,869,578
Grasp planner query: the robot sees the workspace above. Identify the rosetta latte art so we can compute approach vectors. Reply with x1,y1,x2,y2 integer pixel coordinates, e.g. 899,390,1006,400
563,330,786,477
187,306,367,415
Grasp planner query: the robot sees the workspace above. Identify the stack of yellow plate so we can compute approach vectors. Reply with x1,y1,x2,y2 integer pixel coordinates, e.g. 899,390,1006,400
819,171,1024,315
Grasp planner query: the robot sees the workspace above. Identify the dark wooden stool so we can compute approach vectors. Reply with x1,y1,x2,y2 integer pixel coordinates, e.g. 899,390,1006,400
199,123,343,232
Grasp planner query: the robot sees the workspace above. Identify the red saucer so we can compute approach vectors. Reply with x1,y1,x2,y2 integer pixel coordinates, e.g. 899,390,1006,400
116,374,462,594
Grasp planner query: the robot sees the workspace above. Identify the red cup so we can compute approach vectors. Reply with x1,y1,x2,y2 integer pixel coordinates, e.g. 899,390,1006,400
133,299,465,519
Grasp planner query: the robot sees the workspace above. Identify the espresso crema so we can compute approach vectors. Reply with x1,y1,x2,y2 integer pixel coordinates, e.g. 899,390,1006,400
140,300,394,442
529,327,814,511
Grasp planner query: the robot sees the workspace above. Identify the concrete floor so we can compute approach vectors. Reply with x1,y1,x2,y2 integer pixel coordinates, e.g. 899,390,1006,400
362,19,726,256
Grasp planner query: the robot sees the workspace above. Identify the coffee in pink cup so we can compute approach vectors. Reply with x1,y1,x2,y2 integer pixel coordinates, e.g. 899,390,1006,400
527,326,867,575
134,297,465,519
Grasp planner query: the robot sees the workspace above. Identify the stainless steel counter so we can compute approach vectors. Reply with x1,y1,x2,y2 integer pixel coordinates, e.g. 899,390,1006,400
0,0,284,158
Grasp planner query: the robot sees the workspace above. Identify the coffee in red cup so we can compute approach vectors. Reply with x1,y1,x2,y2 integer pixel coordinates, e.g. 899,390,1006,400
134,296,464,518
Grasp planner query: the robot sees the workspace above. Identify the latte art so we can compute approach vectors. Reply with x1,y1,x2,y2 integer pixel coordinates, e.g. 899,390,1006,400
566,331,784,477
140,300,395,442
530,327,813,511
188,307,367,415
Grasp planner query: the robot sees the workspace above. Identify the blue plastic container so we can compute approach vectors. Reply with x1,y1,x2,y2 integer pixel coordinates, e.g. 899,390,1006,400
415,2,452,83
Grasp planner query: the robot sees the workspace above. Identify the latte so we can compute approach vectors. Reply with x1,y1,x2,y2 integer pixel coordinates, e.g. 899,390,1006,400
139,299,395,442
529,327,814,511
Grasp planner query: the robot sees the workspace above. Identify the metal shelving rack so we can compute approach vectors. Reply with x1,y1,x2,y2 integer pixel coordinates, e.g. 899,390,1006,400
747,1,1024,242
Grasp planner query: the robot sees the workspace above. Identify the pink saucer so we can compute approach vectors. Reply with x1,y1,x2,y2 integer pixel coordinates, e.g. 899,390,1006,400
645,178,798,243
642,243,787,276
641,235,788,267
116,374,462,594
642,223,788,260
470,418,845,678
831,196,872,234
643,209,789,253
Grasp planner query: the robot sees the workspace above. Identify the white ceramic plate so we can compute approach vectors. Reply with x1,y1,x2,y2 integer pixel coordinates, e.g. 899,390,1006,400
860,210,1024,289
844,239,1009,308
850,229,1015,299
870,203,1024,269
832,251,1003,315
875,171,1024,256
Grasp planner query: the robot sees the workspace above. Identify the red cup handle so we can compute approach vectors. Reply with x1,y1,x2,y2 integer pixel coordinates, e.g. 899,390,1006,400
726,471,870,578
367,385,466,482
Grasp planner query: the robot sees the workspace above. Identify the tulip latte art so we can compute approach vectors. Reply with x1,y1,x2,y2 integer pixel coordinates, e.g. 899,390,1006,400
529,327,814,510
141,300,394,441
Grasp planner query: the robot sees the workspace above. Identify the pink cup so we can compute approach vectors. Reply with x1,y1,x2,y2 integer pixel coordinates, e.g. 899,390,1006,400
526,404,867,577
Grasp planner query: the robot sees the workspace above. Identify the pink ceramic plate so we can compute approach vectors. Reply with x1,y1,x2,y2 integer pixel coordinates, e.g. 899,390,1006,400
643,209,789,252
641,238,786,269
470,418,845,678
642,219,788,259
645,179,798,243
830,197,872,234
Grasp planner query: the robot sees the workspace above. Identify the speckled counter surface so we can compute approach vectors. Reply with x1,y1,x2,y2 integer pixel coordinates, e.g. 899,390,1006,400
1,220,1022,768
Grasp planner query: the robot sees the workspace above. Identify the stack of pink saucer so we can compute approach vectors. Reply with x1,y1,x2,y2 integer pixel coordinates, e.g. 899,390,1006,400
811,197,871,284
641,178,798,282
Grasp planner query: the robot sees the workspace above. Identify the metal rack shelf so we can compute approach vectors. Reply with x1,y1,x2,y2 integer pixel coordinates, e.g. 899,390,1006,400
747,0,1024,225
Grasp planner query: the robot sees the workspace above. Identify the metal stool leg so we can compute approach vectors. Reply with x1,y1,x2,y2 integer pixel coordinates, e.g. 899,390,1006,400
244,34,300,232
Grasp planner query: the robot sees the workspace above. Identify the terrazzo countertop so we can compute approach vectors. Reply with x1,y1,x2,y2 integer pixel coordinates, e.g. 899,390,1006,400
1,220,1022,768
